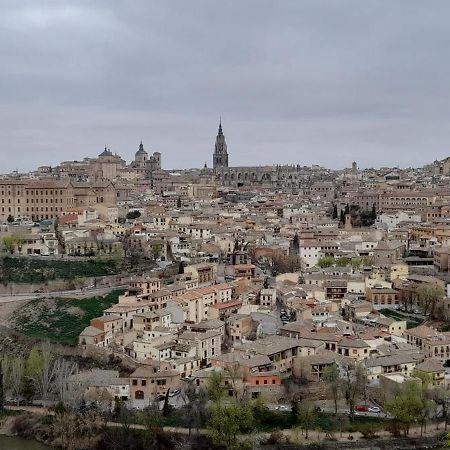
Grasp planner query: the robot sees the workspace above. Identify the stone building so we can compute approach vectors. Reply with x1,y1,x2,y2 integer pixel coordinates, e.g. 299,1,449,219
0,178,116,222
211,121,307,189
212,120,228,170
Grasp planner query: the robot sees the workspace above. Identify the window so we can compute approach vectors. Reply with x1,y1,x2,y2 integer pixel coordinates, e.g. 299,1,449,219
132,379,138,386
142,380,147,386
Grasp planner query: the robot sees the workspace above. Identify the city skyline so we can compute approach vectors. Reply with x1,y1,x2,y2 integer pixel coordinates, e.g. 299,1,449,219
3,1,450,171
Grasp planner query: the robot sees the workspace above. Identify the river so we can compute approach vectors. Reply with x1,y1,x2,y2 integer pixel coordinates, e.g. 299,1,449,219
0,436,51,450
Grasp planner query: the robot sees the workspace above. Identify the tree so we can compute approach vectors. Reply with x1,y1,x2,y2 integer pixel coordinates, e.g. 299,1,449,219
10,357,24,405
178,261,184,274
2,235,19,254
207,402,254,450
296,401,317,439
181,380,209,435
206,370,225,403
336,257,351,267
24,347,44,400
150,244,162,262
416,283,445,319
177,196,182,208
317,256,335,268
6,214,14,223
323,363,341,415
371,204,377,221
224,362,245,400
28,342,57,402
125,210,141,220
385,381,427,436
340,362,366,419
270,253,302,275
162,389,172,417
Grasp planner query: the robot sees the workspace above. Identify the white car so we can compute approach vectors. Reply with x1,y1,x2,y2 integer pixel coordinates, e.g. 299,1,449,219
276,405,291,412
368,406,380,413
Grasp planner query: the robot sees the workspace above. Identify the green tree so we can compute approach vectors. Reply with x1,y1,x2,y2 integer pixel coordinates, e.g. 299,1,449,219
162,389,172,417
385,381,426,436
336,257,351,267
150,244,162,261
371,204,377,220
6,214,14,223
317,256,335,268
177,196,182,208
207,402,254,450
296,401,317,439
2,235,19,254
207,370,225,403
412,369,433,388
125,210,141,220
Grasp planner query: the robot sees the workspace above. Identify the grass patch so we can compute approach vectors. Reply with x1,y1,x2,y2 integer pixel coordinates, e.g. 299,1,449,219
14,289,125,345
380,308,422,329
0,256,122,284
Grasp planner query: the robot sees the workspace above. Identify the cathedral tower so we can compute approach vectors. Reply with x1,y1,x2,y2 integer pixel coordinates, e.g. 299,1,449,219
213,119,229,171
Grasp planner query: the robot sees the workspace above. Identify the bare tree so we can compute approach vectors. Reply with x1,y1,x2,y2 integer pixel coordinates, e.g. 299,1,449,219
323,363,341,415
224,361,245,401
10,357,24,405
53,358,82,407
340,362,366,419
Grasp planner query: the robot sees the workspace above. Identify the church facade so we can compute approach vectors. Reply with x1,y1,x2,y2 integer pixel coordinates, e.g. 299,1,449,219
212,121,306,189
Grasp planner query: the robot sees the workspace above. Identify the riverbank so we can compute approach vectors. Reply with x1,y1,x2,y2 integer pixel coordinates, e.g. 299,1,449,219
1,407,448,450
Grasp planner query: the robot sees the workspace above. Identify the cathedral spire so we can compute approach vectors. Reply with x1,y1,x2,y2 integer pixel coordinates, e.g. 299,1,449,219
213,118,228,171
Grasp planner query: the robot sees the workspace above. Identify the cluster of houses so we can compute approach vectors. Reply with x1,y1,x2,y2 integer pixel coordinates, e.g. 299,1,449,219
4,136,450,406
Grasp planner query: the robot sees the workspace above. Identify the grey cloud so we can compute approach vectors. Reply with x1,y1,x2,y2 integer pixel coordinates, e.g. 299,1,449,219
1,0,450,172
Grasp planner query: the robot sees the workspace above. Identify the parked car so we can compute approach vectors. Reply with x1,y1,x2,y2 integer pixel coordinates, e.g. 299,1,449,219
276,405,290,412
355,405,369,412
368,406,380,413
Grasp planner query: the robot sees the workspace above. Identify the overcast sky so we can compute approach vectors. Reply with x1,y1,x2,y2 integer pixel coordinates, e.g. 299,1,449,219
2,1,450,172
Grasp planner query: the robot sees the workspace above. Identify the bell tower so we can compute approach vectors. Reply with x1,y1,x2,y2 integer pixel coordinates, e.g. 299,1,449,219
213,119,229,171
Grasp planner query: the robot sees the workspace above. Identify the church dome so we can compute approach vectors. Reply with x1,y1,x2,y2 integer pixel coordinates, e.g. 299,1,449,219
136,141,148,157
99,147,113,157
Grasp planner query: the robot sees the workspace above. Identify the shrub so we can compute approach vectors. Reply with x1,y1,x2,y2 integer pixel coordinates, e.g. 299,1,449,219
266,430,285,445
359,424,378,439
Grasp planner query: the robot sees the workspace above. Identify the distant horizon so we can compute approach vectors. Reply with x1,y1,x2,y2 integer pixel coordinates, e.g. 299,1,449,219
3,138,439,175
3,2,450,172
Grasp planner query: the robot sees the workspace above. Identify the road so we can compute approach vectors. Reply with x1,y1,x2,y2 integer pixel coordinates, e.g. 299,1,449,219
0,285,126,303
314,399,386,418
